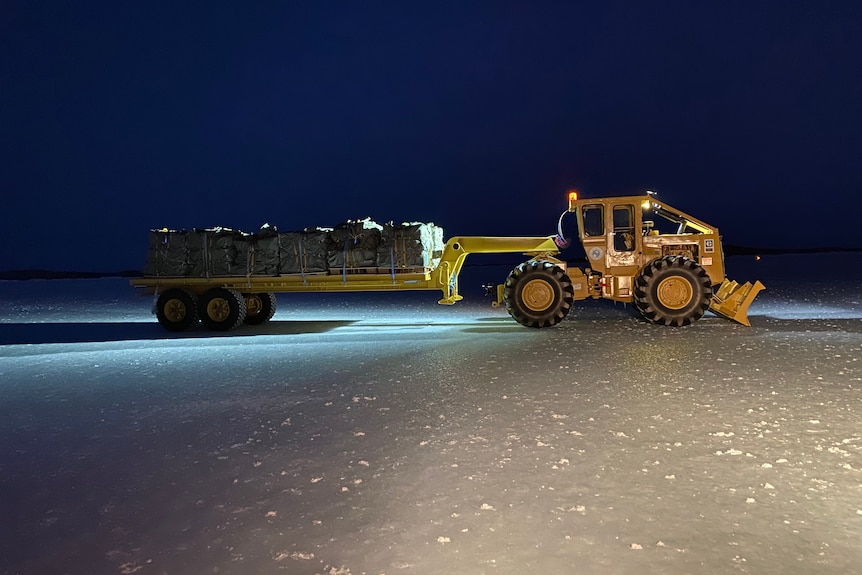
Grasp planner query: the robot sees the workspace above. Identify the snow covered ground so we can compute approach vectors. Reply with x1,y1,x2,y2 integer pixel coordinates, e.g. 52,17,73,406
1,254,861,575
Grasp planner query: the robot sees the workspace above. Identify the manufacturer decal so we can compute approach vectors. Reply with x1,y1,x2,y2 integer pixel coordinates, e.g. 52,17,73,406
589,247,604,261
704,239,715,254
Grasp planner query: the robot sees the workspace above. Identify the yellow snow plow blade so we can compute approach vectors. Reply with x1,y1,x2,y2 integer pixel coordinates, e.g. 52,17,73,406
709,279,765,327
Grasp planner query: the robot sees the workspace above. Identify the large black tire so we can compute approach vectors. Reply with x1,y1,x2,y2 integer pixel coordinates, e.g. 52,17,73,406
503,260,574,328
243,292,277,325
199,287,247,331
156,288,198,331
634,256,712,326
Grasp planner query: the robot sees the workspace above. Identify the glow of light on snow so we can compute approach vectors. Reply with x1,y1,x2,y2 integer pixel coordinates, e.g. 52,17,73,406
755,303,862,321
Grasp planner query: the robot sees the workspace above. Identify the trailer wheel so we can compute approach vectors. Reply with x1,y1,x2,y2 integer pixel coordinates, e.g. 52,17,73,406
634,256,711,326
156,288,198,331
199,287,247,331
243,292,277,325
503,260,574,328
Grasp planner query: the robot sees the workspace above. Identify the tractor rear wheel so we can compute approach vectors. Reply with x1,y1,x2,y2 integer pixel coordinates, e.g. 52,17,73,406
156,288,198,331
634,256,711,326
243,292,277,325
199,287,247,331
503,260,574,328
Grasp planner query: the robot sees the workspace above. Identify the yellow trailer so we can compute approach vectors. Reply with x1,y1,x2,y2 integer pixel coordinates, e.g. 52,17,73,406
131,192,763,331
130,235,562,331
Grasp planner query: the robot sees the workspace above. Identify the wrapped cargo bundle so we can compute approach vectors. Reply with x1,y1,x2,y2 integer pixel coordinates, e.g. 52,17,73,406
252,223,281,276
143,219,445,277
230,233,254,276
188,227,251,277
378,221,445,269
327,218,383,270
279,228,331,274
143,228,193,276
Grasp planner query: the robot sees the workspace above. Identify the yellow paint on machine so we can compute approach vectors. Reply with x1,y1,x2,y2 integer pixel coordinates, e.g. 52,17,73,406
133,192,764,330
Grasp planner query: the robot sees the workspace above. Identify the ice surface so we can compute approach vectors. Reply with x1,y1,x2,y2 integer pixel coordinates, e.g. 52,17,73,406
1,254,861,574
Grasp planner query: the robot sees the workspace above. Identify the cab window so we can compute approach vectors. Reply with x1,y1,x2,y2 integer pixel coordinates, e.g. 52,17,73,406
613,204,635,252
582,205,604,237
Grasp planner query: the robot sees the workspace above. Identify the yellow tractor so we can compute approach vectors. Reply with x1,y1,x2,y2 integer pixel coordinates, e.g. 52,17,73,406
494,191,764,328
132,191,762,331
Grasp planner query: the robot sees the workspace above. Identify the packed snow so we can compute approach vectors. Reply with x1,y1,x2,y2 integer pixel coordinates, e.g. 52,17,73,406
1,254,861,575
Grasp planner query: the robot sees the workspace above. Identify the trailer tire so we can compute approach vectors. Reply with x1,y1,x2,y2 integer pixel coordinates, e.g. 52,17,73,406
243,292,277,325
504,260,574,328
634,256,711,327
200,287,247,331
156,288,198,331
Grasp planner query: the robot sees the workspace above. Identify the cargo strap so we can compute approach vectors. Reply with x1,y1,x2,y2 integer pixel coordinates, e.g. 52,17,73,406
389,241,395,283
296,238,307,286
342,241,348,284
246,244,253,286
202,233,210,279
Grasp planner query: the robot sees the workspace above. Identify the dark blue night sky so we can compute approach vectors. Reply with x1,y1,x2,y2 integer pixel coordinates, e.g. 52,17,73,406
2,1,860,272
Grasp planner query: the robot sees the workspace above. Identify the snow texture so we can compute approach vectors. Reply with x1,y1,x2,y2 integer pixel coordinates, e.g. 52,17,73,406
1,253,862,575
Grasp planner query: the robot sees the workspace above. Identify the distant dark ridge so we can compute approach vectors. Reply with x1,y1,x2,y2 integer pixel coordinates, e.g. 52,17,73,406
0,269,144,281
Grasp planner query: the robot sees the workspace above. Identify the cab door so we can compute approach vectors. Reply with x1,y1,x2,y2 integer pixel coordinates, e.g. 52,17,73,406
580,203,607,274
608,203,637,268
604,202,640,300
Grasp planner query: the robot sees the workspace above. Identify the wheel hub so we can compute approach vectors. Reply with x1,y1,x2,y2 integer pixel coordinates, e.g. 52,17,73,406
206,298,231,322
657,277,693,310
245,295,262,316
522,278,554,312
164,298,187,322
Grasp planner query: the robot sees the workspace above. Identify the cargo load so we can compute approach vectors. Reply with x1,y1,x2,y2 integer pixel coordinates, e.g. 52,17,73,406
187,227,252,277
327,218,383,270
252,224,281,276
143,228,192,277
378,221,445,270
279,228,331,274
143,219,444,277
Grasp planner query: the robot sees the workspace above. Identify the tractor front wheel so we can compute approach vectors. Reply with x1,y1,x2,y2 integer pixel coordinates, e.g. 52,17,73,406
634,256,712,326
503,260,574,328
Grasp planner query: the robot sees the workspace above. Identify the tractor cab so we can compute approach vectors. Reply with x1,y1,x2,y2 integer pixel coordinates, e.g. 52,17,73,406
569,192,728,298
563,191,763,326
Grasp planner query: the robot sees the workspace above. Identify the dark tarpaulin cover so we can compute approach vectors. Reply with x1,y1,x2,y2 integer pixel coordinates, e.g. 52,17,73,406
278,228,331,274
188,228,251,277
143,220,445,276
253,223,281,276
378,222,445,269
327,218,383,269
143,229,192,276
